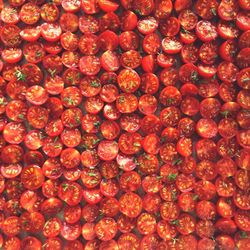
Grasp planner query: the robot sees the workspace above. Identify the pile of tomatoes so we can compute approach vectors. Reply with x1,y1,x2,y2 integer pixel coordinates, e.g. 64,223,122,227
0,0,249,249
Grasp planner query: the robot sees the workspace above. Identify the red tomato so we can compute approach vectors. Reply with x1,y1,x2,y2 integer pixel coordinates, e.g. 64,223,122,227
41,3,59,22
19,3,40,24
137,16,158,35
160,17,180,37
2,216,21,236
20,26,41,42
40,23,62,42
196,21,218,42
216,235,235,250
155,0,173,19
162,37,182,54
61,0,81,12
218,0,239,21
79,56,101,76
0,24,21,47
101,51,120,72
98,140,119,161
179,9,198,30
58,181,82,206
119,192,142,218
21,236,42,250
95,217,117,241
194,0,218,20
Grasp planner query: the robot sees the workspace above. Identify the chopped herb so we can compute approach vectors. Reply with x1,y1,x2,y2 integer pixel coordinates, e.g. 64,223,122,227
22,220,29,226
67,76,74,82
173,158,182,165
81,144,89,149
43,220,50,228
229,21,236,28
167,173,178,181
240,231,249,239
14,69,26,81
0,97,5,105
133,142,141,147
88,172,96,177
18,114,25,119
242,77,250,83
170,220,180,225
62,183,69,191
90,80,100,88
93,121,100,127
118,96,125,103
172,238,178,244
63,97,74,105
13,202,19,209
220,110,229,118
75,116,81,123
97,210,104,220
166,98,174,105
191,71,198,81
48,69,57,78
144,154,151,160
193,194,199,200
155,212,161,217
136,90,142,97
125,177,131,182
181,27,190,34
10,8,17,14
171,191,177,200
160,137,166,143
156,175,163,180
211,8,217,16
35,51,42,58
135,9,142,15
212,74,217,80
92,139,101,144
76,73,81,79
164,112,172,119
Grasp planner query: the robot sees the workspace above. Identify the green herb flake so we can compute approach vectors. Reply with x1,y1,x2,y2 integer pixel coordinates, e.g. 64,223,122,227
167,173,178,181
14,69,26,81
193,194,199,200
90,80,100,88
211,8,217,16
170,220,180,226
173,158,183,165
